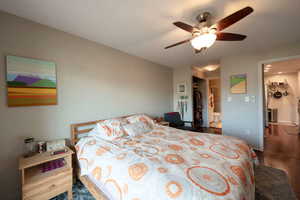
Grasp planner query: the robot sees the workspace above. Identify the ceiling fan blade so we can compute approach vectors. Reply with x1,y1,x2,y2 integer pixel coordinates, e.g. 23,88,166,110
215,6,253,31
173,22,194,33
165,38,191,49
216,32,247,41
195,47,206,54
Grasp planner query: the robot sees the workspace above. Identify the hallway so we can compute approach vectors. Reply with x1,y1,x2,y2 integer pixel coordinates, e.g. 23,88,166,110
257,124,300,199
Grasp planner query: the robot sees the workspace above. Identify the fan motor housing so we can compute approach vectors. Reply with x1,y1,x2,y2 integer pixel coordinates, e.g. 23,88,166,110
196,12,211,23
195,12,211,30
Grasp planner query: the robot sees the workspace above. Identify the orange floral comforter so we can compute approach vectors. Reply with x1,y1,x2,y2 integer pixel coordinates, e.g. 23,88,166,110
76,125,258,200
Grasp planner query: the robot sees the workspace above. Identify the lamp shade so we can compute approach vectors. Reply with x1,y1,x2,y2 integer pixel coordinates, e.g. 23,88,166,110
190,33,216,50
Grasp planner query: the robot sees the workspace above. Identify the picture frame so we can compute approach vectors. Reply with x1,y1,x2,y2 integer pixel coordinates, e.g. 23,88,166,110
177,83,186,95
6,55,57,107
230,74,247,94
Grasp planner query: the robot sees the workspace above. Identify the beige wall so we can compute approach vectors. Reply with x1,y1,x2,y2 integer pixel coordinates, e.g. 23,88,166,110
221,43,300,150
173,66,193,121
0,11,173,199
204,68,220,78
174,43,300,150
192,68,205,79
192,68,220,79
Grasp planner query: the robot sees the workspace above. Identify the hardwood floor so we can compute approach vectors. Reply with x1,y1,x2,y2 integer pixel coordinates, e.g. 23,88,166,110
199,127,222,134
256,124,300,199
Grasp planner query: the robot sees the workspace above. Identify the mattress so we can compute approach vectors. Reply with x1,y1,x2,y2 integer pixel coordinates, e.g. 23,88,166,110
76,125,258,200
87,173,115,200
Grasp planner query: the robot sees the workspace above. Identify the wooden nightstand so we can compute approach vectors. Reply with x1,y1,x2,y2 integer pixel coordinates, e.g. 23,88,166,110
158,121,170,126
19,147,74,200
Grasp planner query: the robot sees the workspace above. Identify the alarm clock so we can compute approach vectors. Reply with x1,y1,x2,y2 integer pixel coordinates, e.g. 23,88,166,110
46,139,66,152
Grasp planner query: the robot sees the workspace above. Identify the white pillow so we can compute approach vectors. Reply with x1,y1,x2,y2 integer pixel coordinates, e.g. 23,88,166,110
123,121,152,137
88,118,128,140
126,114,155,127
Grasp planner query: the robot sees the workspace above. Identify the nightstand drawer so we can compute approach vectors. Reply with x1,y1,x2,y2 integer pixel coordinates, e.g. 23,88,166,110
23,170,72,200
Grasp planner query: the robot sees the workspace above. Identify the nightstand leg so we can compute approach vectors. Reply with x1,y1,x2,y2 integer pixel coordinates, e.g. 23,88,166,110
67,187,73,200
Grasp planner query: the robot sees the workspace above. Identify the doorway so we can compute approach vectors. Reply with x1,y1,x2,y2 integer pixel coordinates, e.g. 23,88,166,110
192,76,205,130
259,56,300,199
263,57,300,134
208,78,222,129
192,65,221,133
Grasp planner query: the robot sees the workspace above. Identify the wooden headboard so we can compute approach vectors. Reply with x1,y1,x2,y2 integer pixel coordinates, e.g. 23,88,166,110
70,114,147,146
70,119,103,146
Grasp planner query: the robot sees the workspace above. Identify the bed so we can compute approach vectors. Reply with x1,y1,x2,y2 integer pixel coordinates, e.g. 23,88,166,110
71,115,258,200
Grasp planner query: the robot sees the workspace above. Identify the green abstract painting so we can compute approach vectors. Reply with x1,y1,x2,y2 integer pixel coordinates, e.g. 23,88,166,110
6,55,57,106
230,74,247,94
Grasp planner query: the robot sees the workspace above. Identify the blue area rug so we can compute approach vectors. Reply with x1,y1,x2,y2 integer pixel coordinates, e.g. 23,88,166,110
50,181,95,200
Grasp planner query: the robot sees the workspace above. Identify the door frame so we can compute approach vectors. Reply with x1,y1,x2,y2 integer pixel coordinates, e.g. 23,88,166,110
192,76,209,128
257,54,300,151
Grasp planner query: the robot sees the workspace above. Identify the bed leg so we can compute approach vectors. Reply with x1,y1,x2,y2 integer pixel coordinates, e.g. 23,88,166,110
67,187,73,200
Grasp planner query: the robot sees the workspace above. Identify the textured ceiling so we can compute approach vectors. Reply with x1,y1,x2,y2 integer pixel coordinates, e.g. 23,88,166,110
0,0,300,68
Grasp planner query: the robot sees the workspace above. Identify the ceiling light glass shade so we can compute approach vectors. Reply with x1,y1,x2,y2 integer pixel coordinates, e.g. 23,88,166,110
190,33,217,50
204,65,219,71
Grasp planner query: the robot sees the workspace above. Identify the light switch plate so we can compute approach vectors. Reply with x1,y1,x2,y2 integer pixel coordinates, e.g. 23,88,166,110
251,96,256,103
227,96,232,102
245,96,250,102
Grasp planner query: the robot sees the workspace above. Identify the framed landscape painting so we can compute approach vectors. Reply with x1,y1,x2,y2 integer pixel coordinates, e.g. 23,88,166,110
230,74,247,94
6,55,57,107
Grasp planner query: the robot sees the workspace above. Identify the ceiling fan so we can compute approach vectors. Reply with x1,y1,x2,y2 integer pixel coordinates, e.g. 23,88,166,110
164,6,254,53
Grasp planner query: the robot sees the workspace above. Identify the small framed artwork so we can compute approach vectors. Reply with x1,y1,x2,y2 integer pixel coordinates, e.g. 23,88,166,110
230,74,247,94
6,55,57,107
177,83,186,95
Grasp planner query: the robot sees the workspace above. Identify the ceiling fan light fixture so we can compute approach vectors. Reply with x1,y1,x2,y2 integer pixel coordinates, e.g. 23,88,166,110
165,7,253,52
190,33,216,50
204,65,219,71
